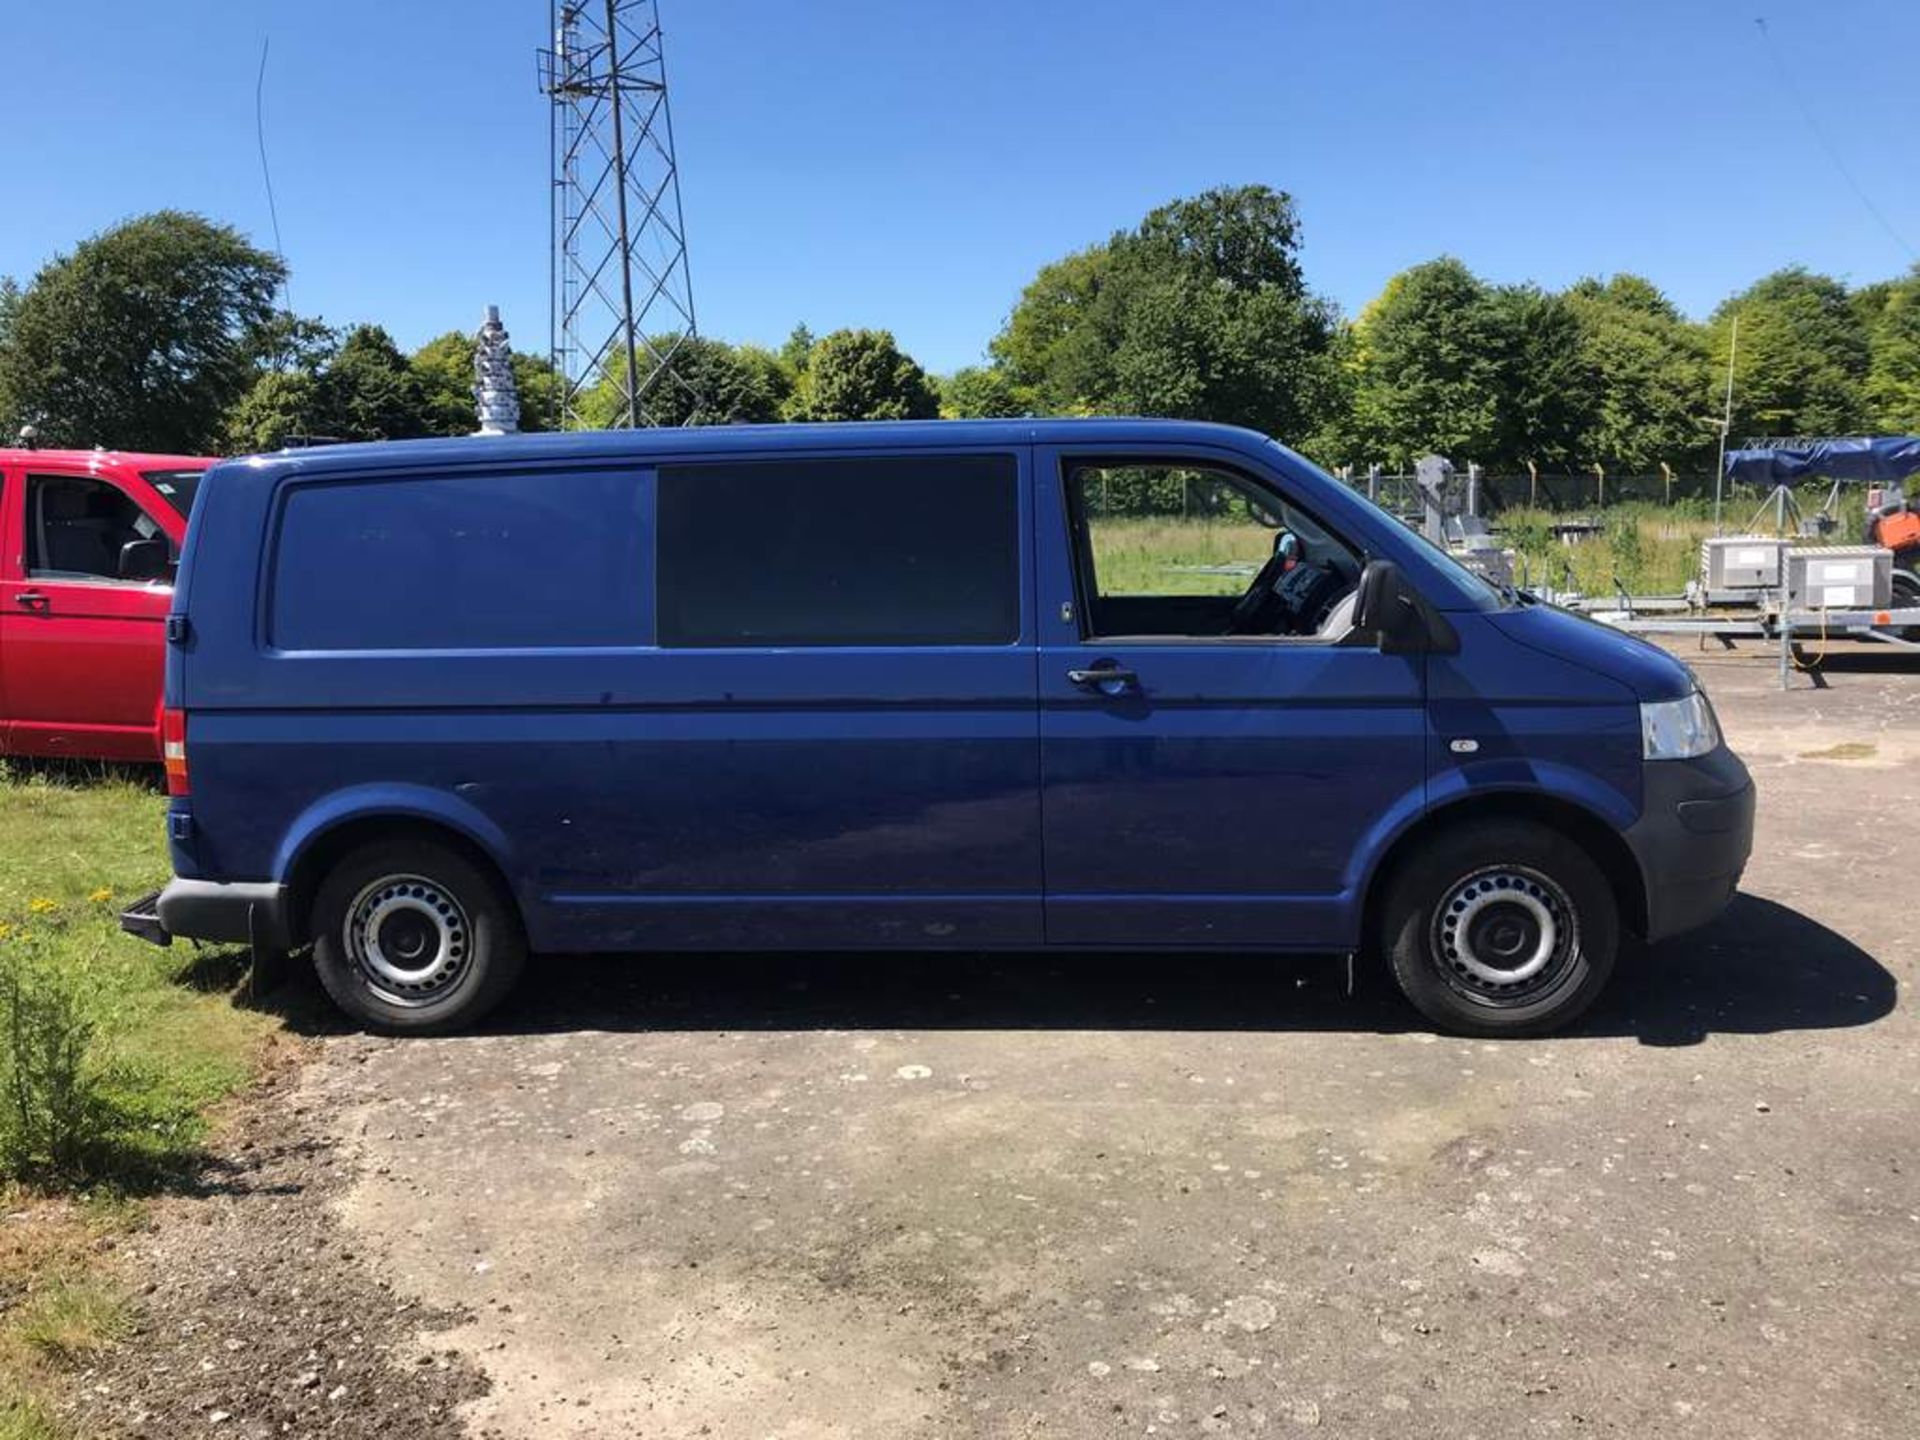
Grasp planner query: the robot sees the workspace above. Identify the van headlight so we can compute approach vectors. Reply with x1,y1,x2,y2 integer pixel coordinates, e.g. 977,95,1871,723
1641,690,1720,761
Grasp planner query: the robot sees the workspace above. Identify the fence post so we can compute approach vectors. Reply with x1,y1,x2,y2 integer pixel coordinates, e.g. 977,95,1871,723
1660,461,1673,505
1367,464,1381,503
1527,459,1538,508
1593,463,1605,509
1466,462,1481,517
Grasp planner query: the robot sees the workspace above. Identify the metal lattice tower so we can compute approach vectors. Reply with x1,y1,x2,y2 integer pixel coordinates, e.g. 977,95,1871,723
541,0,698,428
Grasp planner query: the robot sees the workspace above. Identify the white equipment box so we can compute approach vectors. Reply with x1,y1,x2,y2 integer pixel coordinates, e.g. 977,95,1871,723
1700,536,1787,591
1784,546,1893,610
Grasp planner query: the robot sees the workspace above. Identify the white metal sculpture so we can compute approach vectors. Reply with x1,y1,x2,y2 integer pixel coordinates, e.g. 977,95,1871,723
473,305,521,436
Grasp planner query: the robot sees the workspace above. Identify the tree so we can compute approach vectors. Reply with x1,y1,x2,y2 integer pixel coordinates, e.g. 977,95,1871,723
224,369,325,453
324,325,429,441
1864,266,1920,433
990,186,1341,441
1562,275,1714,470
223,322,437,450
578,336,791,428
791,328,939,421
941,365,1026,418
1705,268,1868,440
1486,284,1596,469
0,211,283,452
989,245,1113,410
1345,258,1508,467
779,323,817,377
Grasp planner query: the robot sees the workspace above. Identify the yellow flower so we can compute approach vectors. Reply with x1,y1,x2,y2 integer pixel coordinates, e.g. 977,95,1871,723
88,887,113,904
0,922,13,940
27,898,57,915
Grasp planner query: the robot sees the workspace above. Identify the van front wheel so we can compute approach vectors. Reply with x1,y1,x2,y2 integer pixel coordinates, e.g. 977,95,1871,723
309,838,525,1034
1380,819,1617,1037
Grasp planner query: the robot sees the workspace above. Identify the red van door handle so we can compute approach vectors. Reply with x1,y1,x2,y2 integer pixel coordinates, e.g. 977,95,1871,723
14,590,49,612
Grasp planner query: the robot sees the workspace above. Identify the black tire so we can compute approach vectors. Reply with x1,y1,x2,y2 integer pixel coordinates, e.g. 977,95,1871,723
1892,569,1920,641
308,837,525,1034
1380,819,1617,1038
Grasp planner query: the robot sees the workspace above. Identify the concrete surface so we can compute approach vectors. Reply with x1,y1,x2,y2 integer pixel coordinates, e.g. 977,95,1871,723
306,641,1920,1438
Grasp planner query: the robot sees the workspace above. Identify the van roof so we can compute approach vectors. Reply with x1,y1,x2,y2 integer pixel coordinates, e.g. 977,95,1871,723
0,449,215,472
220,417,1280,478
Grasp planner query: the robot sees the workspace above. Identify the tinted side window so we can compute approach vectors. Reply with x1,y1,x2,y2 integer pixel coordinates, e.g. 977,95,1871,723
657,455,1020,647
27,475,165,581
271,470,647,650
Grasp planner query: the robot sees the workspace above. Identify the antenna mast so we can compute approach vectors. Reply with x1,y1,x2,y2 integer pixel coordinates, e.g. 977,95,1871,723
541,0,699,428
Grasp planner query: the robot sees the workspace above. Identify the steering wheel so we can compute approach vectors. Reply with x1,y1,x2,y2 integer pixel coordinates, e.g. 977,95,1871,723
1225,531,1297,635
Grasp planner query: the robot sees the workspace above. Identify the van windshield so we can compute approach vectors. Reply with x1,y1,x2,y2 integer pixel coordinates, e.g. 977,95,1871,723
143,469,203,518
1266,441,1506,610
1399,524,1520,607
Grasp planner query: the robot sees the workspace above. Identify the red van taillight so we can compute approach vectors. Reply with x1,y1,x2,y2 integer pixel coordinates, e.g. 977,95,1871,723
162,709,189,796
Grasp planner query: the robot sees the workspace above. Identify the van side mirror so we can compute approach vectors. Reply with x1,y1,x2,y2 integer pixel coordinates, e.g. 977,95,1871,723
1353,560,1455,654
118,537,172,583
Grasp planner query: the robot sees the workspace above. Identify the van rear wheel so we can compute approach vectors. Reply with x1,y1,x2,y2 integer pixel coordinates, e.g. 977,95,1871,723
1380,819,1617,1037
309,838,525,1034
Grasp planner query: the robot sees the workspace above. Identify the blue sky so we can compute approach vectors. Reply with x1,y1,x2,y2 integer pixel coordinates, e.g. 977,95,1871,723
2,0,1915,374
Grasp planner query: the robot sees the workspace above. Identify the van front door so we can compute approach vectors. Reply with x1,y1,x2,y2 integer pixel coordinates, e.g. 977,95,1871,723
1036,448,1426,949
0,471,174,761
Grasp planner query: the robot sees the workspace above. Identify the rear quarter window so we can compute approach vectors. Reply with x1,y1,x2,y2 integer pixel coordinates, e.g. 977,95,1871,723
270,469,647,650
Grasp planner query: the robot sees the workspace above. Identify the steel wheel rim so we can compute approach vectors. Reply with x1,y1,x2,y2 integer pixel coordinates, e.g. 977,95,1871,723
1431,865,1579,1006
343,874,471,1008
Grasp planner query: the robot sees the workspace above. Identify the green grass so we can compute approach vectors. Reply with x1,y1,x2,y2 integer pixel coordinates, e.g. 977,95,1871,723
1095,493,1880,602
0,763,267,1187
0,761,273,1437
12,1279,130,1365
0,1396,61,1440
1089,517,1275,595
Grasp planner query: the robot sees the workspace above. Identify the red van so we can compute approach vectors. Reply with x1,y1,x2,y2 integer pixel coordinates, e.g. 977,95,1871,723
0,449,212,763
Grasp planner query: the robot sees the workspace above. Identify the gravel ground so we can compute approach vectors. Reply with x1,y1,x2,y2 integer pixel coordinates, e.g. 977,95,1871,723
66,1043,488,1438
66,640,1920,1438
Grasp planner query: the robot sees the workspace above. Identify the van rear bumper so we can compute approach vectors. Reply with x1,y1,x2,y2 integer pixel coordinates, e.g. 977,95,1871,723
150,879,292,950
1623,746,1756,943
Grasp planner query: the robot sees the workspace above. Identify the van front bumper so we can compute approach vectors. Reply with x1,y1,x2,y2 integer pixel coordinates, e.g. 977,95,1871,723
1623,745,1756,943
120,879,293,951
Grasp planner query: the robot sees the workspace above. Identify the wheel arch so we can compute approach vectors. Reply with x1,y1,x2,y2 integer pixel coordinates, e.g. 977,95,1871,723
1359,791,1648,955
275,790,522,946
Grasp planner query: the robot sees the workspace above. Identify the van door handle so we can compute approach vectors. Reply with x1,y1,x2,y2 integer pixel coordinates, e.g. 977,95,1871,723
1067,665,1139,694
14,591,48,612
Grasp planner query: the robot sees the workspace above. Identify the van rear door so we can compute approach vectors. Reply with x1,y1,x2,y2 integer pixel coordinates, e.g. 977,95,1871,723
1034,444,1427,949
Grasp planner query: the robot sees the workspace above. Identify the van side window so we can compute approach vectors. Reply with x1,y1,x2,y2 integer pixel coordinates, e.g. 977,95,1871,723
1065,461,1363,641
270,470,647,651
656,455,1020,647
26,475,166,582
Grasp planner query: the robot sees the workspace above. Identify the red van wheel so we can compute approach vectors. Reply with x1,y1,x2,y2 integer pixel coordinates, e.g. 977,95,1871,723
309,838,525,1034
1380,819,1618,1038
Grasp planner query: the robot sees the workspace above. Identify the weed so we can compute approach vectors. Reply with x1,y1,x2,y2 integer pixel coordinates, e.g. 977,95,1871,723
13,1279,129,1366
0,939,120,1185
0,1393,61,1440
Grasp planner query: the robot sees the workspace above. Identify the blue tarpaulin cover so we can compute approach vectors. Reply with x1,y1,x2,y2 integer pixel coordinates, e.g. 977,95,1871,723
1724,435,1920,485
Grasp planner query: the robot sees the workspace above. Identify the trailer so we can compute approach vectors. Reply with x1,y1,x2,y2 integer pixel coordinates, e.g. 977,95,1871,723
1584,598,1920,688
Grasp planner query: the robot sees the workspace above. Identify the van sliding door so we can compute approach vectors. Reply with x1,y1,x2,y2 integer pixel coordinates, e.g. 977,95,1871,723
543,447,1043,951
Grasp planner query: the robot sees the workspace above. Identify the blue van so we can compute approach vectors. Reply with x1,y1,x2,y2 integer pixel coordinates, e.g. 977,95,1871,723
123,420,1753,1037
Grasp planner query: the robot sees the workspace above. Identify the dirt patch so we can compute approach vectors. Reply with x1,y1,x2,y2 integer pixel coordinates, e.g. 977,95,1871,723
1798,740,1878,760
55,1037,487,1439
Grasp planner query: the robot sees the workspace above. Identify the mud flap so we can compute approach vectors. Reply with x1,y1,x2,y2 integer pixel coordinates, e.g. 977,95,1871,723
247,901,290,1001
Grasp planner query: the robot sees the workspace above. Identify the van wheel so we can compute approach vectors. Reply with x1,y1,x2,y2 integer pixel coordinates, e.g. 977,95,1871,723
1380,819,1617,1038
309,838,525,1034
